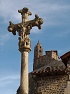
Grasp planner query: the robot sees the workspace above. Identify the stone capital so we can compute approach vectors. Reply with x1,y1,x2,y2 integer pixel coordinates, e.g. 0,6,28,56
19,47,31,53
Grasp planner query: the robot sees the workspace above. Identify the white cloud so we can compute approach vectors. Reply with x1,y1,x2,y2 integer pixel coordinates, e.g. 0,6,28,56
0,0,21,22
0,75,19,82
0,0,70,24
52,30,70,38
0,33,10,46
30,27,43,33
0,74,19,87
0,74,20,94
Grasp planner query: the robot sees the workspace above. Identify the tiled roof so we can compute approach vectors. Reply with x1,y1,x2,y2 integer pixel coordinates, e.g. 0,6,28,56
32,59,66,76
60,51,70,67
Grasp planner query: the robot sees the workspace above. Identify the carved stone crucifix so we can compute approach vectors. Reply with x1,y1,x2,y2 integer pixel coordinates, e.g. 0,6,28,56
8,7,43,94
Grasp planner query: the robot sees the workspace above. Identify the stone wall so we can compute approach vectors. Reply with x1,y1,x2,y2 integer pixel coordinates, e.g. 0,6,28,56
33,55,52,70
29,73,37,94
29,74,68,94
33,50,59,70
37,74,68,94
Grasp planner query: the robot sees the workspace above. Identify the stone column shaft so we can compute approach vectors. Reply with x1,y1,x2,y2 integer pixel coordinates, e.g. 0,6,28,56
20,51,29,94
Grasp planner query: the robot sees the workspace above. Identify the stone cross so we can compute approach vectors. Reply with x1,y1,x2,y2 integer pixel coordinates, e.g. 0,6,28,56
8,7,43,94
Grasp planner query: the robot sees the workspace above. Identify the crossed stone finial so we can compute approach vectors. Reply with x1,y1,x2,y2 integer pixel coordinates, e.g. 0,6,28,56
8,8,43,52
8,7,43,36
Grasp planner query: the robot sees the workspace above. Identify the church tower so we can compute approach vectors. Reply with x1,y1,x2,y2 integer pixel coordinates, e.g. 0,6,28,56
33,41,43,70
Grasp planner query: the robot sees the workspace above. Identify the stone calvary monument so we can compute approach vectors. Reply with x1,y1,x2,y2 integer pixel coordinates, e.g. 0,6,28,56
8,7,43,94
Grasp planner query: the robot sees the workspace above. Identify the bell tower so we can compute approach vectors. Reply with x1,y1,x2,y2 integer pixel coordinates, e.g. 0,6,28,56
34,41,43,59
33,41,43,70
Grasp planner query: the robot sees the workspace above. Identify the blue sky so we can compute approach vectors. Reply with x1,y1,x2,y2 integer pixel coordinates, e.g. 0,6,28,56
0,0,70,94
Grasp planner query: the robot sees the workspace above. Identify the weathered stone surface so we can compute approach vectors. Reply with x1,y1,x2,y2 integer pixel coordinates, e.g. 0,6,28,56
29,74,68,94
20,51,29,94
29,73,37,94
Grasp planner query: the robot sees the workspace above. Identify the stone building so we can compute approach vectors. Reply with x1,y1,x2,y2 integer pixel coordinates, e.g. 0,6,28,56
29,41,70,94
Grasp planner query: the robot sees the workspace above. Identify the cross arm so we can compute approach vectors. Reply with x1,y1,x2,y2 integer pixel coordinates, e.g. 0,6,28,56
25,14,43,30
8,21,22,35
